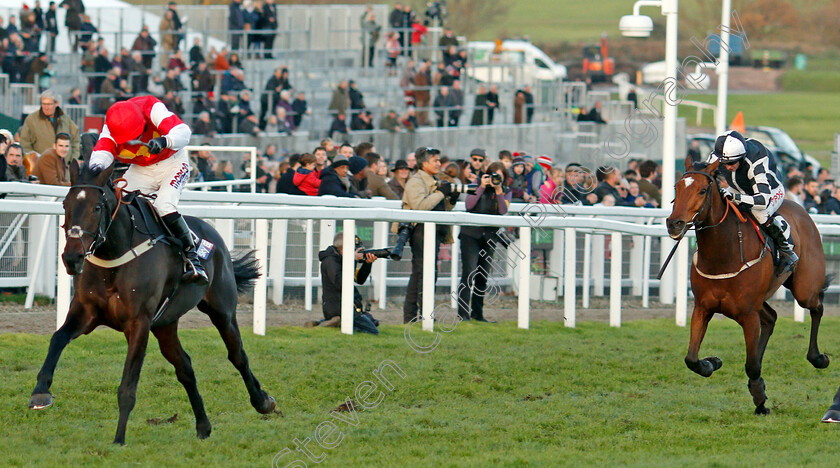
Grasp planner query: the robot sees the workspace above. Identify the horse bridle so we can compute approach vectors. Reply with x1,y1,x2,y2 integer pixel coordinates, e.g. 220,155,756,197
678,170,730,232
65,184,116,257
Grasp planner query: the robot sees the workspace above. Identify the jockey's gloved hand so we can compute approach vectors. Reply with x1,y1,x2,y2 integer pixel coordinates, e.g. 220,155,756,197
720,187,735,201
147,137,168,154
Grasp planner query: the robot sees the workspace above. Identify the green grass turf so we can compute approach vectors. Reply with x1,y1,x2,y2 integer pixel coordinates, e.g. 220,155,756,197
678,92,840,165
3,317,840,466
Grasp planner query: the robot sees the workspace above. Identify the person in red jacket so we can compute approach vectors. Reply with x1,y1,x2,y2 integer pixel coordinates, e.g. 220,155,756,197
88,95,208,284
292,153,321,196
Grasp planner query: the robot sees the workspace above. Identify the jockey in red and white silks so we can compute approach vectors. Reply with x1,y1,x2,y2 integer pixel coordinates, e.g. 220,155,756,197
89,96,208,284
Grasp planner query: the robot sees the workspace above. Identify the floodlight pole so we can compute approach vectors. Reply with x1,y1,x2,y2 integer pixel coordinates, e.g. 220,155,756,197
659,0,679,304
715,0,731,136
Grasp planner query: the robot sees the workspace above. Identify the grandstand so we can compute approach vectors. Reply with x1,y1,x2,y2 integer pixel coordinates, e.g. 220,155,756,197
0,2,684,166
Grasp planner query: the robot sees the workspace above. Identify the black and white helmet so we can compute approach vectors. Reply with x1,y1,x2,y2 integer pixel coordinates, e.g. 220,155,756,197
714,130,747,164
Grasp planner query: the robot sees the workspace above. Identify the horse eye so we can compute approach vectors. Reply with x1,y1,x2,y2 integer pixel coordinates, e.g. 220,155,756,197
699,189,707,195
94,205,101,212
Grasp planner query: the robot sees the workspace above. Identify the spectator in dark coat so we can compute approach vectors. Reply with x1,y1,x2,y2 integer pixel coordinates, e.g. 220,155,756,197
229,0,245,51
131,27,157,69
291,92,308,128
318,155,357,198
328,112,348,138
350,110,374,131
276,153,306,195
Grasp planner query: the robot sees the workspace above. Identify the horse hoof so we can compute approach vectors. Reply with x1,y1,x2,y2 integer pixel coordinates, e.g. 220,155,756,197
754,406,770,416
822,409,840,423
705,356,723,371
257,395,276,415
197,425,212,440
29,393,53,410
810,353,830,369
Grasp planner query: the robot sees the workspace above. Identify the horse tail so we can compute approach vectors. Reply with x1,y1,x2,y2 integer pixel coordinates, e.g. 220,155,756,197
820,273,836,303
232,250,261,294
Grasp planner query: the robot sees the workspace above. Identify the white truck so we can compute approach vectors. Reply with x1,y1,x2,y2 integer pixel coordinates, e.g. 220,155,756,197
465,40,567,85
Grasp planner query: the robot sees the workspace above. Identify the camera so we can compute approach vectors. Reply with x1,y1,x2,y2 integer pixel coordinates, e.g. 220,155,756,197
358,223,413,261
441,180,477,195
490,173,503,186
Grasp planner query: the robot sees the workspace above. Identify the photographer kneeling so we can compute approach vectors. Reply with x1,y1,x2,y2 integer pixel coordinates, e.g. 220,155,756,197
309,233,380,334
458,162,510,322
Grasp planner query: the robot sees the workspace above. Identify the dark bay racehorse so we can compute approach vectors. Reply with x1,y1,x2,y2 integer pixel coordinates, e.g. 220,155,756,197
666,157,833,418
29,161,277,444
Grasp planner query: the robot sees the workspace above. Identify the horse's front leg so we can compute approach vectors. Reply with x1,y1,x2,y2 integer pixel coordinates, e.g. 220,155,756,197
113,319,151,445
685,305,722,377
30,299,98,409
740,313,769,415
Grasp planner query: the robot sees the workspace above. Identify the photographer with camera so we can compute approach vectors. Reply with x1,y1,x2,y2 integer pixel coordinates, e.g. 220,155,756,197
309,233,380,334
402,146,457,324
457,162,510,322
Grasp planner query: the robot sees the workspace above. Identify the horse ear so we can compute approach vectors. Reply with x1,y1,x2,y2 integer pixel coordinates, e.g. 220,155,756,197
95,164,115,187
69,159,80,186
684,155,693,172
707,159,720,174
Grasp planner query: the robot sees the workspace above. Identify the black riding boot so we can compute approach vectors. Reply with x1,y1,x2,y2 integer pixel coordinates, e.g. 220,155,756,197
765,216,798,276
162,213,209,285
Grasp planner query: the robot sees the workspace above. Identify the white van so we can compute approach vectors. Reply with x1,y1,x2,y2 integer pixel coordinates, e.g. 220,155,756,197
465,40,567,84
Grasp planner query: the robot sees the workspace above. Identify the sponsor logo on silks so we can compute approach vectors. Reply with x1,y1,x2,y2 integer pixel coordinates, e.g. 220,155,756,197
196,239,214,260
770,189,784,204
170,163,190,189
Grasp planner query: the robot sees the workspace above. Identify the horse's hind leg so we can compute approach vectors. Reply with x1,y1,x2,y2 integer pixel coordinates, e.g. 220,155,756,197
152,322,211,439
740,313,770,415
30,299,98,410
198,300,276,414
113,319,151,445
789,271,830,369
805,299,830,369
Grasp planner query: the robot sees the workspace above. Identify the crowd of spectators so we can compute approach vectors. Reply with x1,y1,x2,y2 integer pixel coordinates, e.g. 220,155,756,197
1,1,545,142
178,135,665,216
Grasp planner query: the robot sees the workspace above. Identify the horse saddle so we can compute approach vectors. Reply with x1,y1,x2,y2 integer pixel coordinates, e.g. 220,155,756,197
121,191,203,254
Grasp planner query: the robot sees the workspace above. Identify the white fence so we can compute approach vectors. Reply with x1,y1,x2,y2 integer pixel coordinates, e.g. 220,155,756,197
3,181,840,335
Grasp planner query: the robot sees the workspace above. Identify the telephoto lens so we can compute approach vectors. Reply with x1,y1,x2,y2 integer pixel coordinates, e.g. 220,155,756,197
389,223,412,261
449,181,478,195
362,248,392,259
491,173,503,185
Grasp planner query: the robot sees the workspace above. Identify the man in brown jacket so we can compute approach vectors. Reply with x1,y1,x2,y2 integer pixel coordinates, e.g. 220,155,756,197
19,89,80,162
413,62,431,126
31,133,72,186
402,146,456,323
365,152,398,199
637,160,662,206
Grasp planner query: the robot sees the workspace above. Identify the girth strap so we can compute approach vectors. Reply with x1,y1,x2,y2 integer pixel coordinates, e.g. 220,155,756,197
85,235,164,268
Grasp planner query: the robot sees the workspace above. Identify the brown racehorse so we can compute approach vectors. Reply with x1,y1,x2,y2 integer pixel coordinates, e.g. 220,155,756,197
666,157,832,417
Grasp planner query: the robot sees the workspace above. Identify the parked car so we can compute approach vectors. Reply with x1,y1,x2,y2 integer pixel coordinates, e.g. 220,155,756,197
743,125,820,177
466,40,567,84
